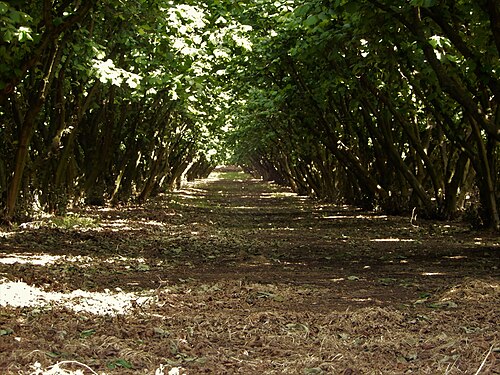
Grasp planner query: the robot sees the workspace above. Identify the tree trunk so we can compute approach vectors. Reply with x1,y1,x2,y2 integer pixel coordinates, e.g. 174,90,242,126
471,118,500,230
3,42,64,221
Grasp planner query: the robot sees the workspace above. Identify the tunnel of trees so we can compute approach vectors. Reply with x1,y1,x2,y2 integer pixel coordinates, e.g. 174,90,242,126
0,0,498,230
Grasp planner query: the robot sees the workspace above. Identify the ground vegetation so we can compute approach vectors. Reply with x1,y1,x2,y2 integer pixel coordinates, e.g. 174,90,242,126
0,171,498,374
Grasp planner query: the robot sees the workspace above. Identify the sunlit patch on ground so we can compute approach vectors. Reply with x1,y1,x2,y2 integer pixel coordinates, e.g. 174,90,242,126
320,214,388,220
0,254,63,266
0,280,153,315
0,253,152,267
370,238,415,242
259,192,297,198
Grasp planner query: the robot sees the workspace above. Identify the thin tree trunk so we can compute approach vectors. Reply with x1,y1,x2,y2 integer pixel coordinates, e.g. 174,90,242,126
4,43,64,221
471,118,500,230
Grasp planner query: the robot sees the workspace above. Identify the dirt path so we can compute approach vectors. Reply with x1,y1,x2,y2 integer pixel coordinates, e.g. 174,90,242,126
0,170,499,374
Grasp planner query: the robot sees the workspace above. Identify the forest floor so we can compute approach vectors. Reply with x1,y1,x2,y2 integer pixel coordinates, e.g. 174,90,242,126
0,169,499,374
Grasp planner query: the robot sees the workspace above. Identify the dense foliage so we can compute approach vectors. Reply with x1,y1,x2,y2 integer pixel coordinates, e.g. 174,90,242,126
224,0,499,230
0,0,244,220
0,0,498,230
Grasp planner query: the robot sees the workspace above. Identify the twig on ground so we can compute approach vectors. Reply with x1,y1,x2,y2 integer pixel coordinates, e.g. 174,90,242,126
410,207,418,227
474,345,494,375
49,360,100,375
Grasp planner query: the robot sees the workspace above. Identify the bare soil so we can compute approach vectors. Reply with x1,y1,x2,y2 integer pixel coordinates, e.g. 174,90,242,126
0,170,499,374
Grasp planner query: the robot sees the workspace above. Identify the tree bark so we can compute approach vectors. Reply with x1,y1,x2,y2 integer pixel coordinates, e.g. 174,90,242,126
3,42,64,221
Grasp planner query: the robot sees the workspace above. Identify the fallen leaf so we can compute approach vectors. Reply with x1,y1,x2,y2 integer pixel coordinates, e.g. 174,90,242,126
80,329,96,338
107,359,133,369
0,328,14,336
378,278,397,285
429,301,458,309
137,264,150,271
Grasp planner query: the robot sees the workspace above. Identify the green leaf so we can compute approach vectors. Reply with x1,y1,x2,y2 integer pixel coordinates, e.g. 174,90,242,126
3,29,13,42
294,4,311,17
137,263,150,271
378,278,397,285
80,329,96,338
429,301,458,309
18,27,33,42
9,9,21,23
107,359,133,369
0,2,8,15
304,15,319,27
0,328,14,336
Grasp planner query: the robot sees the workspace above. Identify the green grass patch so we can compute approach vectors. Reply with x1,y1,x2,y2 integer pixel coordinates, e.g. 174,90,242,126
49,214,99,229
217,171,251,180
